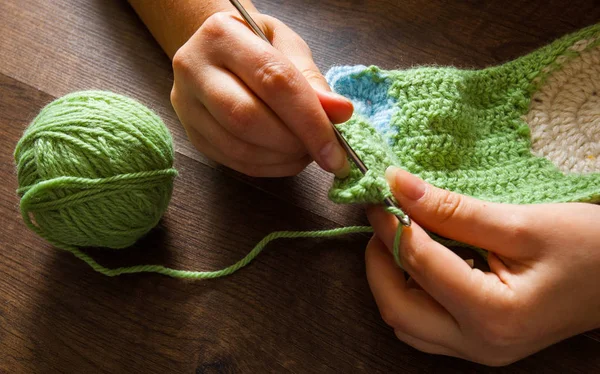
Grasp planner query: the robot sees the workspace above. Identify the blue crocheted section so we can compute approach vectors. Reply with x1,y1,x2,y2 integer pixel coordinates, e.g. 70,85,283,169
326,66,397,141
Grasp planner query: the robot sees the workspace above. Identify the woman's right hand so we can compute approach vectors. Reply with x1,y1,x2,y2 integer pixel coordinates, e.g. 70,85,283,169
171,11,354,177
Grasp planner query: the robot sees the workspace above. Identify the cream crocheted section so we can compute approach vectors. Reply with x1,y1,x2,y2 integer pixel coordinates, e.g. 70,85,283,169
526,40,600,174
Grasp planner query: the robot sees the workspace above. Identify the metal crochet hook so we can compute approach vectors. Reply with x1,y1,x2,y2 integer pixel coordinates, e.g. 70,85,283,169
228,0,411,227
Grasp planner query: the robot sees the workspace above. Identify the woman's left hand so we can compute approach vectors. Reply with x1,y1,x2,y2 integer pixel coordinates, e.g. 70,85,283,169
366,166,600,366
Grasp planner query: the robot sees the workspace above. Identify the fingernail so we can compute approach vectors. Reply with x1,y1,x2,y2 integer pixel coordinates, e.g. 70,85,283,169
319,90,353,105
385,166,426,201
320,142,350,178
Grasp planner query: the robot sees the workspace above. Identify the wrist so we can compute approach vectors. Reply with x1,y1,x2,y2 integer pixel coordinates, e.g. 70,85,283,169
192,0,260,27
128,0,258,58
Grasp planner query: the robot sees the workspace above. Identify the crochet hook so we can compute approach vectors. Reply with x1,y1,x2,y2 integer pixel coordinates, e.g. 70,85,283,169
228,0,411,227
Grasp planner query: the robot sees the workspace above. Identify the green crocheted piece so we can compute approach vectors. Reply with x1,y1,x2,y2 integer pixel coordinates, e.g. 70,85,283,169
326,24,600,206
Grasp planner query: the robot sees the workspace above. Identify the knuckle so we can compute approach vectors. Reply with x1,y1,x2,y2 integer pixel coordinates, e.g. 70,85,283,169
200,13,231,40
256,60,296,92
299,67,326,86
297,38,312,54
401,242,426,272
502,211,535,248
433,191,463,224
379,306,401,329
172,48,192,75
169,86,179,107
401,246,419,271
225,100,255,137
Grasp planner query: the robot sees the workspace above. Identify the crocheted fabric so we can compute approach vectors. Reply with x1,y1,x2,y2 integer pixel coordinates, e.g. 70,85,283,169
326,24,600,206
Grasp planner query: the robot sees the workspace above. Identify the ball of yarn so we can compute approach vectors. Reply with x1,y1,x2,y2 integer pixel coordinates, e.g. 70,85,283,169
14,91,178,249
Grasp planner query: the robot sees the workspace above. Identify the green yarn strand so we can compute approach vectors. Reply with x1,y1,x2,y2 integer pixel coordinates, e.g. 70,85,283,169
392,224,403,268
63,226,375,278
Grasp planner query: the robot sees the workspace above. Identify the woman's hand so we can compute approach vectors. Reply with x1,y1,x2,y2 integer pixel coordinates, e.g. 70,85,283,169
171,11,353,177
366,166,600,366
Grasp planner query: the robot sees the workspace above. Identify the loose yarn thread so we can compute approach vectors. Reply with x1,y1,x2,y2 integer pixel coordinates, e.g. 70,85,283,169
66,226,383,278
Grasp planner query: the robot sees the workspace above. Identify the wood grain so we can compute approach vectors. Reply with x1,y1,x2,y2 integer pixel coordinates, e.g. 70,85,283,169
1,0,599,372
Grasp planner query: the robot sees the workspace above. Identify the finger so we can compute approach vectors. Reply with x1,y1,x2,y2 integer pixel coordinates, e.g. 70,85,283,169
385,166,529,256
195,66,306,155
185,126,311,177
394,329,461,357
366,235,461,346
367,206,499,316
174,94,305,166
213,15,350,177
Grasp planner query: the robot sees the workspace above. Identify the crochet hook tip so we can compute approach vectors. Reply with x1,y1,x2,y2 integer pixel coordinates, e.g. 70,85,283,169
383,196,411,227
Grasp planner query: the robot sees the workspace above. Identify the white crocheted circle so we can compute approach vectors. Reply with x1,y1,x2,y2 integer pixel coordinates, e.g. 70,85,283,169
525,44,600,174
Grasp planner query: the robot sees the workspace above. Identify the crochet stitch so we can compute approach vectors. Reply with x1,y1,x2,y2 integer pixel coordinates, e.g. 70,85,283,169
327,24,600,207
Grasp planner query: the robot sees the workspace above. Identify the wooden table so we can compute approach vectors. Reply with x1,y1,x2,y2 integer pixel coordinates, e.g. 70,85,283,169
1,0,599,372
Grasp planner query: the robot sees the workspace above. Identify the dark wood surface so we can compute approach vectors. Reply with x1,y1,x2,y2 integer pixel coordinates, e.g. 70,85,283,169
1,0,599,372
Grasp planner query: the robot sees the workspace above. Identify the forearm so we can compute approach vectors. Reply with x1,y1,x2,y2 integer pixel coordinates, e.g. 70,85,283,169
127,0,258,59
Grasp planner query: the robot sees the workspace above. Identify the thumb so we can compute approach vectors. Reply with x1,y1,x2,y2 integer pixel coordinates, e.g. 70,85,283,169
385,166,522,254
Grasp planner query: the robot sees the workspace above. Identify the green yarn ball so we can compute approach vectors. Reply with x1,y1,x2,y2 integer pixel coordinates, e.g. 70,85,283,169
14,91,178,249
